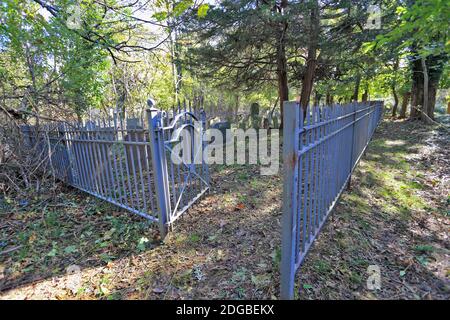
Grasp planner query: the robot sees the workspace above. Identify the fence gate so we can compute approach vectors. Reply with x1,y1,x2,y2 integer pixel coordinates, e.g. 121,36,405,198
148,106,210,236
21,104,210,238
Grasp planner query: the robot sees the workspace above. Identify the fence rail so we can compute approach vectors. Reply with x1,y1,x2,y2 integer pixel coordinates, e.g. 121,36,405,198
21,104,210,237
280,101,383,299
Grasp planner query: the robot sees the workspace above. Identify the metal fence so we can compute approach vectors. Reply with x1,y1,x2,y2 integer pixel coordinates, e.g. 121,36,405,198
21,105,210,237
148,106,210,233
280,101,383,299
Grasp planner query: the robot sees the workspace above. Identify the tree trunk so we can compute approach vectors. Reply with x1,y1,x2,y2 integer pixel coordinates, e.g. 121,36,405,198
276,39,289,129
410,56,423,120
299,0,319,113
276,0,289,129
426,52,445,120
421,56,430,123
234,94,239,122
361,82,369,102
352,74,361,102
167,1,183,104
362,85,369,102
326,90,333,105
314,89,321,106
427,82,437,120
410,80,423,120
169,27,179,103
391,57,399,117
399,91,410,118
391,86,399,117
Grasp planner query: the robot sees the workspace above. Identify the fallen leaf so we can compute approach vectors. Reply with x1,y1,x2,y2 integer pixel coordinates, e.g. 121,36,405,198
28,232,37,244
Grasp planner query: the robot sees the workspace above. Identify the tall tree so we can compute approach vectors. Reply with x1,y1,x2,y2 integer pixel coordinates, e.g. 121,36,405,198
299,0,319,110
372,0,449,122
183,0,298,127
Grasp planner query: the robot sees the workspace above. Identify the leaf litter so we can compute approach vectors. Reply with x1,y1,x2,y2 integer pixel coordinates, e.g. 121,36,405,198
0,119,448,299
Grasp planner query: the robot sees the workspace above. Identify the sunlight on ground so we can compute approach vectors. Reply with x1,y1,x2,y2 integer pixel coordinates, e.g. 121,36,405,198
384,139,406,146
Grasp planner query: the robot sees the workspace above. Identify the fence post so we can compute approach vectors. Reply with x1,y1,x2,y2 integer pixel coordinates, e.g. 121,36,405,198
347,103,357,190
60,123,74,184
147,104,170,239
280,101,300,300
200,108,210,186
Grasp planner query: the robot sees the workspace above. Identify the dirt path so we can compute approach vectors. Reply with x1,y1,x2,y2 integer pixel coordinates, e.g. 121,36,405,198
1,119,448,300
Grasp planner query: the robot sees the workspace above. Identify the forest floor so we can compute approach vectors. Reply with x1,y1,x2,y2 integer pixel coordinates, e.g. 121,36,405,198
0,116,449,300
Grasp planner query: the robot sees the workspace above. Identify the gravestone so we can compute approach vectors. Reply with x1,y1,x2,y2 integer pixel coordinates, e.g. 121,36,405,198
250,103,260,129
211,121,230,145
272,111,280,129
98,126,115,141
209,116,221,128
126,118,141,129
124,118,148,172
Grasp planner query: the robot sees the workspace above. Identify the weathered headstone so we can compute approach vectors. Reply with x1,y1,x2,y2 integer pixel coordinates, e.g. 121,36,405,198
209,116,221,128
126,118,141,129
250,103,260,129
272,111,280,129
262,109,271,129
211,121,230,144
85,120,96,131
124,118,148,171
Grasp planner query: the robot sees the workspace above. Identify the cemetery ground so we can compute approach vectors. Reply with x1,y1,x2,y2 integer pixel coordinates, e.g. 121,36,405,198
0,119,448,300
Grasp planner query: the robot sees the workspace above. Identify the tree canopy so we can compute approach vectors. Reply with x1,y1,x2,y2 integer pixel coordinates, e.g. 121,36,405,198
0,0,448,124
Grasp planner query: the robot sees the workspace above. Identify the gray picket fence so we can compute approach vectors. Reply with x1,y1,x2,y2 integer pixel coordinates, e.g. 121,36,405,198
21,105,210,237
280,101,383,299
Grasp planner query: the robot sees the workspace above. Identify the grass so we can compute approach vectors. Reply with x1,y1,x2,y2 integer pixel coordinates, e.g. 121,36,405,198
296,118,449,300
358,137,432,221
314,260,332,274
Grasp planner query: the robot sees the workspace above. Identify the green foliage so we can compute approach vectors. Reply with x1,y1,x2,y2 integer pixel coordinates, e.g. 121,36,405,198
173,0,194,16
0,0,111,116
376,0,449,57
197,4,209,18
0,0,447,120
0,0,203,117
137,237,150,251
